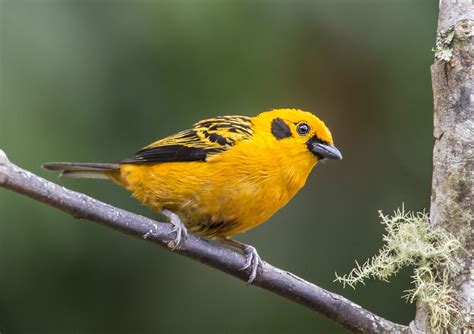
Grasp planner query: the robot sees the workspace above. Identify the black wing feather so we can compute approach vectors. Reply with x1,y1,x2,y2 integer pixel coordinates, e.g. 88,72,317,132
120,145,223,163
120,116,253,164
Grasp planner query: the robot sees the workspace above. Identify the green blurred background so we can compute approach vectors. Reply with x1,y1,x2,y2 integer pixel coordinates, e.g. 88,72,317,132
0,1,437,333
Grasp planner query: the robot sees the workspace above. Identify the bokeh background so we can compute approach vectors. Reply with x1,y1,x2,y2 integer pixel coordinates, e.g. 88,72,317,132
0,1,438,333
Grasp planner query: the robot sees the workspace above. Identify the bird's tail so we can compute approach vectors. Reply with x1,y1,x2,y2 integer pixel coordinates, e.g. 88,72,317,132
42,162,120,179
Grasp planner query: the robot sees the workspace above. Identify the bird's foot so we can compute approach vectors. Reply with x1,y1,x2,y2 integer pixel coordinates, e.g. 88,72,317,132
162,210,188,250
224,239,262,284
241,244,261,284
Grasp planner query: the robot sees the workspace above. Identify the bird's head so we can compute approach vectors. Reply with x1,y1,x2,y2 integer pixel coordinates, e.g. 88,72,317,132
254,108,342,162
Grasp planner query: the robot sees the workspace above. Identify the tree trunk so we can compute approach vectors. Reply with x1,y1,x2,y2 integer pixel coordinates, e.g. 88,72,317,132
413,0,473,332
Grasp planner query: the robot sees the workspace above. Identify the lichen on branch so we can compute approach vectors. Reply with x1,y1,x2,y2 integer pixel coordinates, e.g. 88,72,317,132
432,24,455,62
335,207,464,331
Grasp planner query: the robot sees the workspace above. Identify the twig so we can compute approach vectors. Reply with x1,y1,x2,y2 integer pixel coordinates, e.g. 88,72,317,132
0,149,408,333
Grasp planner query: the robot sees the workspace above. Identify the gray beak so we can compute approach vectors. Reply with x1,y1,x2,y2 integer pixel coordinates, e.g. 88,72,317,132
307,138,343,160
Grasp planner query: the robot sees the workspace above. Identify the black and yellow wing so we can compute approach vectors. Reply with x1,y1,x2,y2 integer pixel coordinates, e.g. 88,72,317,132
120,116,254,164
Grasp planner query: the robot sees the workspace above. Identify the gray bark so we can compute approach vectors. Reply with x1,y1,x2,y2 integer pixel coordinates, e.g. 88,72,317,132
412,0,473,332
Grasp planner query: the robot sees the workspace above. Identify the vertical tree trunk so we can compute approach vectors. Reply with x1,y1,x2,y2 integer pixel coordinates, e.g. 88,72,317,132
413,0,473,332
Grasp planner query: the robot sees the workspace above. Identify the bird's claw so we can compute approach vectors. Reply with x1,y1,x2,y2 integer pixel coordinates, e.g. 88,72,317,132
162,210,188,250
240,245,261,284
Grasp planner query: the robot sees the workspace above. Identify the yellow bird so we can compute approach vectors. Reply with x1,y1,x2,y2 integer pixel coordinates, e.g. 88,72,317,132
43,108,342,282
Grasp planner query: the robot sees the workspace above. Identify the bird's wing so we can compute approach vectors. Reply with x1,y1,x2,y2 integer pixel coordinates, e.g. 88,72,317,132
120,116,254,164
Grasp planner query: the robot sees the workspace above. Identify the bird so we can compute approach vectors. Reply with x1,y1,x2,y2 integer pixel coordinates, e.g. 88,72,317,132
43,108,342,283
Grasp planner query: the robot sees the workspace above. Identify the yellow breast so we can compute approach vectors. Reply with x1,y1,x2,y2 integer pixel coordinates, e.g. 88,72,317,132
117,133,317,239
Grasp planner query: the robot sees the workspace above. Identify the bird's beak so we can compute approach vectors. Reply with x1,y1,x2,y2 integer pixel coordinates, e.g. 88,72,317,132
307,137,343,160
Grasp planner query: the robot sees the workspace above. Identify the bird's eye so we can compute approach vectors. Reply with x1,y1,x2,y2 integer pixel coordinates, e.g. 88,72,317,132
296,123,310,136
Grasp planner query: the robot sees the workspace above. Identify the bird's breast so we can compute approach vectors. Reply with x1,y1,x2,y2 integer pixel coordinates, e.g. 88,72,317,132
118,145,316,238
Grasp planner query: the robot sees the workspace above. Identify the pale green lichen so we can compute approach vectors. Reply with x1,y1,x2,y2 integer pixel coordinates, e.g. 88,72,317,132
335,207,463,332
432,25,455,62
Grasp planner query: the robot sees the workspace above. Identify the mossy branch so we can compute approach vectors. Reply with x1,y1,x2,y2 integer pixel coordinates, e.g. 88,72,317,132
337,3,474,332
428,1,473,331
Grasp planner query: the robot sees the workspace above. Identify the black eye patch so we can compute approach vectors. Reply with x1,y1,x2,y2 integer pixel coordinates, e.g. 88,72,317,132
271,118,292,140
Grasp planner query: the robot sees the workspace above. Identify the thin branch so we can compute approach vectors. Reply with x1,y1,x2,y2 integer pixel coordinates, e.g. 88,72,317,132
0,149,408,333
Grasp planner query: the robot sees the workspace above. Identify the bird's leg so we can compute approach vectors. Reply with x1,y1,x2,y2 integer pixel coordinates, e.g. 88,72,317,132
162,209,188,250
223,238,262,284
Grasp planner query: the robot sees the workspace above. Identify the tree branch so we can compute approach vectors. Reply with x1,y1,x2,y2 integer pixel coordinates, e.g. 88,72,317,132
0,149,408,333
412,0,473,332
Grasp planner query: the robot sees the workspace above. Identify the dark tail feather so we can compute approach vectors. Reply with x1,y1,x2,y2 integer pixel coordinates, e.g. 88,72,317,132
42,162,120,179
